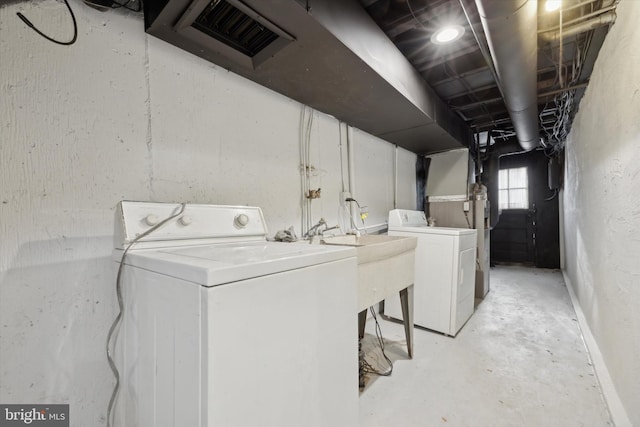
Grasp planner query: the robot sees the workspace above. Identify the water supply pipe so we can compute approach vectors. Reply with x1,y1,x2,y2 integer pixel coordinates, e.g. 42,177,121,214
539,11,616,42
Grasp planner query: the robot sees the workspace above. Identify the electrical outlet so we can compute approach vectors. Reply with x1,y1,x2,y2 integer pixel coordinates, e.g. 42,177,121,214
339,192,351,207
463,201,470,212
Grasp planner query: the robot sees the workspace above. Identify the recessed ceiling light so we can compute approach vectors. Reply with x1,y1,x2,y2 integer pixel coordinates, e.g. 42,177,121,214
431,25,465,45
545,0,561,12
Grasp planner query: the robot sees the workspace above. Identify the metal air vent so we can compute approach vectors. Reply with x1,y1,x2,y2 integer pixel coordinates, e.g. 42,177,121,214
171,0,295,69
193,1,279,58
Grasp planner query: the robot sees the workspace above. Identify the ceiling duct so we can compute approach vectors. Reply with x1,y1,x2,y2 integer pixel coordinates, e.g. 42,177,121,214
143,0,472,154
475,0,539,151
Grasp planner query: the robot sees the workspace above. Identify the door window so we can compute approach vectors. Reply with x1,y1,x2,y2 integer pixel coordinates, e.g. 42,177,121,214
499,167,529,209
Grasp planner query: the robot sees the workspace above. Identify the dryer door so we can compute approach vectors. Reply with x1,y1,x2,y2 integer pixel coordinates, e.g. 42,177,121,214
452,246,476,334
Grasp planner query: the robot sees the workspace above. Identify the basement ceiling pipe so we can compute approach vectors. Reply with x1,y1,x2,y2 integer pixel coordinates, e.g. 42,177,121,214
540,11,616,42
475,0,539,151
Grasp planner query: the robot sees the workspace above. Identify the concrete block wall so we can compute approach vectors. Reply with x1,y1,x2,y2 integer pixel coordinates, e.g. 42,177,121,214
0,2,416,425
562,0,640,424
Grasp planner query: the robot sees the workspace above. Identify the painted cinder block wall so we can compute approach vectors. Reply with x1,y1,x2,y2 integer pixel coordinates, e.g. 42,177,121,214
0,2,416,425
562,0,640,424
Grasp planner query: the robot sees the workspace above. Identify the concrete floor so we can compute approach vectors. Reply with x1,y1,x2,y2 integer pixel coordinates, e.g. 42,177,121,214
359,266,613,427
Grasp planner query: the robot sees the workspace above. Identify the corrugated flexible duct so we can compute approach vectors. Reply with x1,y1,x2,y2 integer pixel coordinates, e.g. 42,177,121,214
475,0,539,151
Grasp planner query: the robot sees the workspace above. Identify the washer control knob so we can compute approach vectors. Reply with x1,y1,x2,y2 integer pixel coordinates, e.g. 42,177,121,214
234,213,250,228
145,214,159,226
179,216,193,226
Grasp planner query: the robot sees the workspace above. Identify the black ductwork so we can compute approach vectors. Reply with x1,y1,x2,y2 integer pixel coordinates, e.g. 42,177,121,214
475,0,539,152
144,0,472,154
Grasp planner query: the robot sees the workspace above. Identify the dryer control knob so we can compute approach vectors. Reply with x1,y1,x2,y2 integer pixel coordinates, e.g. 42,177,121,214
179,216,193,226
145,214,159,226
234,214,250,228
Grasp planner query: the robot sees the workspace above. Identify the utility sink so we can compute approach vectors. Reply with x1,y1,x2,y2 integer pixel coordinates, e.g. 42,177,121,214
320,234,417,266
322,233,417,359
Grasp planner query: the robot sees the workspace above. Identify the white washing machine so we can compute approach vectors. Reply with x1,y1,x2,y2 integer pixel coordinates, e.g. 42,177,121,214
384,209,477,336
112,201,358,427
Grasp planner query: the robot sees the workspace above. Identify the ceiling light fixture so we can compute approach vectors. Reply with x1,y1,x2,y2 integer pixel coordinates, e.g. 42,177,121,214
431,25,465,45
545,0,561,12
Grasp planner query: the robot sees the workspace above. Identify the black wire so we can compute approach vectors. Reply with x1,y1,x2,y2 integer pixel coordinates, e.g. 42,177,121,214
361,307,393,377
345,197,360,208
112,0,142,12
464,209,472,229
106,203,186,427
16,0,78,46
345,197,367,233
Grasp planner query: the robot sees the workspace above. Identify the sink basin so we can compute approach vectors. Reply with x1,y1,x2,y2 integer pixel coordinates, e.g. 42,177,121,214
322,234,416,312
322,233,417,359
321,234,416,265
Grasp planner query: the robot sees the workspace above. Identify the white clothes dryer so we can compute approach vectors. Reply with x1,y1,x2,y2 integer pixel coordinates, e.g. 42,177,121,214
111,201,358,427
384,209,476,336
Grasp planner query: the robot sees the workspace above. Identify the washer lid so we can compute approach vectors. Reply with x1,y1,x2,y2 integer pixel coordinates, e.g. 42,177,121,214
119,241,356,286
388,225,477,236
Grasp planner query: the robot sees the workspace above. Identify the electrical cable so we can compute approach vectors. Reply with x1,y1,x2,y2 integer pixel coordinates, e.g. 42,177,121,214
337,122,353,234
16,0,78,46
346,197,359,232
106,203,186,427
464,209,472,229
345,197,367,234
540,20,594,153
346,197,360,208
360,307,393,377
112,0,142,12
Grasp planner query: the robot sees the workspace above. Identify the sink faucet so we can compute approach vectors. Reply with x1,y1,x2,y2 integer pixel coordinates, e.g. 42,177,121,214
321,224,340,235
304,218,327,239
304,218,339,243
